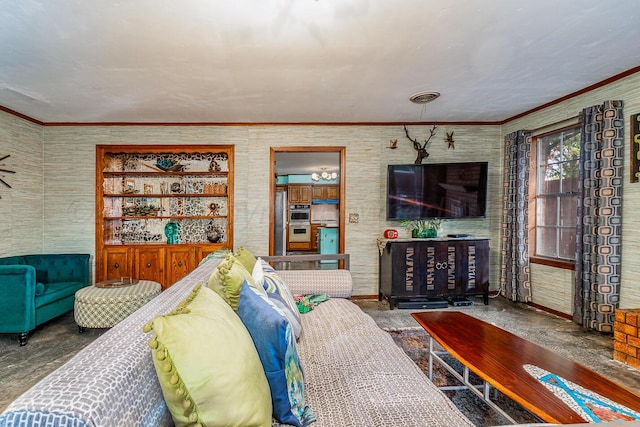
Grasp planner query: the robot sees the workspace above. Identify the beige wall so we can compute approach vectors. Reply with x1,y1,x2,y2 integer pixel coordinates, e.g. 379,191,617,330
0,113,43,256
27,123,502,296
503,72,640,311
1,70,639,310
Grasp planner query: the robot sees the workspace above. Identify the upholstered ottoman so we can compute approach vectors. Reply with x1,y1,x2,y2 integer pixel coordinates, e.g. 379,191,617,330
74,280,161,332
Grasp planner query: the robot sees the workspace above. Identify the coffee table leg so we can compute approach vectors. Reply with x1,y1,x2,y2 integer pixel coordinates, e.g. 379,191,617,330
428,336,434,380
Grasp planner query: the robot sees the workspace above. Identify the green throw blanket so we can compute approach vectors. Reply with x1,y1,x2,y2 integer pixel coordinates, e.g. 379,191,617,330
294,293,329,313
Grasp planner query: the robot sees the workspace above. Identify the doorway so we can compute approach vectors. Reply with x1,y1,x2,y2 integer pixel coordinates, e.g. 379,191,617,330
269,146,345,257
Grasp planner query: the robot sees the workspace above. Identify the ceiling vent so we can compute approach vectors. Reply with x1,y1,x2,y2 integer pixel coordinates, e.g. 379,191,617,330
409,91,440,104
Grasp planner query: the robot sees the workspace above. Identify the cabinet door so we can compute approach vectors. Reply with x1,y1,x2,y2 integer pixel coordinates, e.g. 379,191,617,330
388,242,425,298
166,247,196,288
326,185,339,199
135,247,165,287
298,185,312,203
102,247,133,281
311,225,320,251
457,240,490,295
312,186,324,199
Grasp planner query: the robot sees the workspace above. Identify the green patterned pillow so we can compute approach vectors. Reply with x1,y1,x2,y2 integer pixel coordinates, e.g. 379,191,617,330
234,246,258,273
207,254,265,310
143,285,272,427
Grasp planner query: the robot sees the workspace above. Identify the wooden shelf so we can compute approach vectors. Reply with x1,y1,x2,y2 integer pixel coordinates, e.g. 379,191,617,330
105,216,227,220
104,193,228,198
103,171,228,176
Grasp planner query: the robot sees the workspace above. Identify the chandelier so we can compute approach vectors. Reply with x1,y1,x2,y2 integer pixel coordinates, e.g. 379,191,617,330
311,170,338,181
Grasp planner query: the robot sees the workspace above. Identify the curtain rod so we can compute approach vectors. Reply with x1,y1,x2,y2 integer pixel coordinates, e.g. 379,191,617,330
524,114,581,135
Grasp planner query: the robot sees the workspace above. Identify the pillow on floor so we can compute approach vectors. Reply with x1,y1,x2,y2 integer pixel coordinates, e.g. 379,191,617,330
143,285,272,427
260,259,302,339
208,254,265,310
237,281,316,427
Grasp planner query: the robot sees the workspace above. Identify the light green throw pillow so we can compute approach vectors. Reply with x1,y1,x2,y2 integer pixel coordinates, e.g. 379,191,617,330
143,285,272,427
234,246,258,273
208,254,265,310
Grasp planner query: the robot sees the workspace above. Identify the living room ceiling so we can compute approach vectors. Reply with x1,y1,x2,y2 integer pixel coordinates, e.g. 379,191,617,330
1,1,639,124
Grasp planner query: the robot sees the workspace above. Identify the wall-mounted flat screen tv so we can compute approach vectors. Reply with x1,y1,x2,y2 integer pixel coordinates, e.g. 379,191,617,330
386,162,488,220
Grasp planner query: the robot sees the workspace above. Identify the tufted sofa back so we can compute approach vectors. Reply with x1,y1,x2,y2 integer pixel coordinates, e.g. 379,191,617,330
22,254,90,284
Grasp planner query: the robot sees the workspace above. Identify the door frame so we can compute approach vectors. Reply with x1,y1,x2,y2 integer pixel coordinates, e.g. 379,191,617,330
269,146,346,256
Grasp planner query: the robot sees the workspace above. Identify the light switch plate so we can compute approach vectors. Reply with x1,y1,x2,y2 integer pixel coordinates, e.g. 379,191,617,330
348,213,359,223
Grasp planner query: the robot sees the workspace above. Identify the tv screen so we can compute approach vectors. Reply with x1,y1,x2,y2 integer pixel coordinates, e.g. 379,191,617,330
386,162,488,220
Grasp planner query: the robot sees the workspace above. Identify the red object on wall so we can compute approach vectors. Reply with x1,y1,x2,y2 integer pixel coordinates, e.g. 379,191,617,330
384,229,398,239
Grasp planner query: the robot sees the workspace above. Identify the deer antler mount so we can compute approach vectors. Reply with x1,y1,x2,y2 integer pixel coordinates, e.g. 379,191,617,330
404,125,438,164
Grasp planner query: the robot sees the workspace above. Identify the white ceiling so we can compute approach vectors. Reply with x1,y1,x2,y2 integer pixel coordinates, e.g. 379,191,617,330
1,1,639,124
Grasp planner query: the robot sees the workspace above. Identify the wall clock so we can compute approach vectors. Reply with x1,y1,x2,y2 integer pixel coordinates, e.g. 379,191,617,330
0,154,15,199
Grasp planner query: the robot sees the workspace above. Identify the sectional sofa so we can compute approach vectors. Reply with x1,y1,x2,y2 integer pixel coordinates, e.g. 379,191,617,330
0,253,477,427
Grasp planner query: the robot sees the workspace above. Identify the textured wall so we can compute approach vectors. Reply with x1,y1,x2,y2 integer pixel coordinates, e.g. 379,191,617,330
503,72,640,311
31,123,501,296
0,113,43,256
3,71,639,308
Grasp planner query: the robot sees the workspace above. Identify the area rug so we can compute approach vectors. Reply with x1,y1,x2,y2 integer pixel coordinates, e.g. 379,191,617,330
387,327,542,426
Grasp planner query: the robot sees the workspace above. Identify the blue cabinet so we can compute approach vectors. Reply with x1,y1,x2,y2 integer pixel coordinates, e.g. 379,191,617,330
318,227,338,264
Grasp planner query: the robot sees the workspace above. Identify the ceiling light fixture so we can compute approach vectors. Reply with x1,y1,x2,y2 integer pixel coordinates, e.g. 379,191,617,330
409,91,440,104
311,169,338,181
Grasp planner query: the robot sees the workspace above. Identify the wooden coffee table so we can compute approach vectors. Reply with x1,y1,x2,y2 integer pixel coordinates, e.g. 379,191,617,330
412,311,640,424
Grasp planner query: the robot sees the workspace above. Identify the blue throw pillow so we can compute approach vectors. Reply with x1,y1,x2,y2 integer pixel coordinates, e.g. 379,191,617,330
259,259,302,340
237,281,315,427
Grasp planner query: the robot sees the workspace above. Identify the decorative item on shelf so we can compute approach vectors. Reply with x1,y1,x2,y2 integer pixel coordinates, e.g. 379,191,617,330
208,202,220,216
122,204,161,217
445,131,455,149
164,221,181,244
156,158,184,172
383,229,399,239
209,159,221,172
206,221,224,243
389,139,397,149
404,124,438,164
170,182,181,193
400,219,442,238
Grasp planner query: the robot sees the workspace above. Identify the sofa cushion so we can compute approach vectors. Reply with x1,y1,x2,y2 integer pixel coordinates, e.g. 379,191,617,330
34,281,84,307
0,256,26,266
143,284,272,427
237,281,315,427
260,259,302,339
234,246,258,273
207,254,265,310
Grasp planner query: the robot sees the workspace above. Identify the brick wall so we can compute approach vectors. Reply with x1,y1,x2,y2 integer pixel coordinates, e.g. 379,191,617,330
614,308,640,369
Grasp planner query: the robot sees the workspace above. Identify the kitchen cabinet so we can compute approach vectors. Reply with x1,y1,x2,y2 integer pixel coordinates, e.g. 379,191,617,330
312,185,339,200
288,185,312,203
311,224,321,251
96,145,234,289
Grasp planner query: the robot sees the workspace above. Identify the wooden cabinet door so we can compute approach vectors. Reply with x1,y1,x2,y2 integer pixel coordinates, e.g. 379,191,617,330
289,185,312,203
102,247,133,281
135,247,165,287
311,224,321,251
312,186,324,199
326,185,339,199
166,247,196,288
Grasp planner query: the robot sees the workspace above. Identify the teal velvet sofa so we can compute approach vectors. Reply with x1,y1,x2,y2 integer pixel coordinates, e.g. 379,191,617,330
0,254,90,345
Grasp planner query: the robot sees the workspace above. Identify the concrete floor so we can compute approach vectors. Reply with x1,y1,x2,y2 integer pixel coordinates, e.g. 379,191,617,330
353,295,640,395
1,295,639,414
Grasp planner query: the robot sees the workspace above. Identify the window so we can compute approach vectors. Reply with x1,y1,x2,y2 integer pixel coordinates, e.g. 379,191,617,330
534,126,581,262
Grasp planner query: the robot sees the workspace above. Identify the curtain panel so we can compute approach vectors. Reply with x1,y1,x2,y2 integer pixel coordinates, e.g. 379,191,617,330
574,100,624,332
500,130,532,302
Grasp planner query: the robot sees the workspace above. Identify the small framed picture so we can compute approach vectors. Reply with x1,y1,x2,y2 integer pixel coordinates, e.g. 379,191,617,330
144,183,153,194
124,178,135,192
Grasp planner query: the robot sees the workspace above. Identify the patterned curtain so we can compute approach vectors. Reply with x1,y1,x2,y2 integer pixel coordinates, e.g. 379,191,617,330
574,100,624,332
501,130,532,302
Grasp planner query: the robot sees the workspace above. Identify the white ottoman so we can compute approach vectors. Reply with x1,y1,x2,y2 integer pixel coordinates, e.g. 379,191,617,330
74,280,161,332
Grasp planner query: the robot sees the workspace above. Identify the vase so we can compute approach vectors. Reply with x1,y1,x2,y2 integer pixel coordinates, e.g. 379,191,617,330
412,228,437,238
